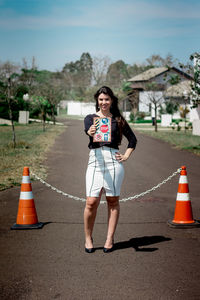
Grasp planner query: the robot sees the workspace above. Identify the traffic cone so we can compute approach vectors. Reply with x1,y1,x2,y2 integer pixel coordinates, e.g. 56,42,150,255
11,167,43,230
168,166,200,228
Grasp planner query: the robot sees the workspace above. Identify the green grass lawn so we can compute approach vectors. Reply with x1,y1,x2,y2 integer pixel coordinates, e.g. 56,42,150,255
0,123,65,190
1,120,199,191
132,125,200,156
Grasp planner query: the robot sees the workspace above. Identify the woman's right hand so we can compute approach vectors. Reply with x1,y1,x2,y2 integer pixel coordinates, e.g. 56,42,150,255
87,125,96,136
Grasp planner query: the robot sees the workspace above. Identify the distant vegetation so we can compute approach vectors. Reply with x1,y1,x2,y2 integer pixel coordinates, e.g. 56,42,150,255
0,53,194,146
0,52,193,120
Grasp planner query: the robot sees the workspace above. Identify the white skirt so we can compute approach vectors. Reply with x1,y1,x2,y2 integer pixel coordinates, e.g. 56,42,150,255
86,146,124,197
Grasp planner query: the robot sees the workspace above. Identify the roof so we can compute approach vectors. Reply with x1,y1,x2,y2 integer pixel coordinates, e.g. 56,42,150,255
165,80,192,98
128,67,168,82
127,66,193,83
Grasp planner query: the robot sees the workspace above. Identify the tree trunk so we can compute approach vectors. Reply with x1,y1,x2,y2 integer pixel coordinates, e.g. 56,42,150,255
51,105,56,125
42,113,46,132
11,118,16,148
154,105,158,132
129,90,139,114
7,94,16,148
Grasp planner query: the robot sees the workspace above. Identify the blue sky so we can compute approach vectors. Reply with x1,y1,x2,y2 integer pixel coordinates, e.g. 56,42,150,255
0,0,199,71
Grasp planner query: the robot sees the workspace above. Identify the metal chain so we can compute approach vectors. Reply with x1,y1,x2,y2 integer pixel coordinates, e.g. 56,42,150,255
31,172,86,202
31,168,181,204
119,168,181,202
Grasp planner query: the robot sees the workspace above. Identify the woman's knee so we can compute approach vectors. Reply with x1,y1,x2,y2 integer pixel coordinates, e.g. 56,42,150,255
106,196,119,208
86,197,100,210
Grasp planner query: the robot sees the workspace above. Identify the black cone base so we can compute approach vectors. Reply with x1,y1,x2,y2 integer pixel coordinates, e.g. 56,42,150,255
11,222,44,230
167,219,200,229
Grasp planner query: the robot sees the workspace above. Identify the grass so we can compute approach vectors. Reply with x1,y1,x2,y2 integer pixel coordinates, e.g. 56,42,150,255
132,125,200,156
0,123,65,191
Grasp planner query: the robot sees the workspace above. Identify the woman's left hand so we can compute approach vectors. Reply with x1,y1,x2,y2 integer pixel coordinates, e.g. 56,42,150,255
115,152,128,162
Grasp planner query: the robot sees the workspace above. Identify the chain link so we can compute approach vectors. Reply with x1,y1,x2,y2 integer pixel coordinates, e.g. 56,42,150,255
119,168,181,202
31,172,86,202
31,168,181,204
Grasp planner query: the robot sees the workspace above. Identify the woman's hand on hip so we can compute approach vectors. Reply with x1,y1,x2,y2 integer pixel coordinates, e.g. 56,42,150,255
115,148,134,162
115,152,128,162
87,125,96,136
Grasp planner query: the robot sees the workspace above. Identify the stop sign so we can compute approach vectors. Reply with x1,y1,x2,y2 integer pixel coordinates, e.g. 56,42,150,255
100,125,108,133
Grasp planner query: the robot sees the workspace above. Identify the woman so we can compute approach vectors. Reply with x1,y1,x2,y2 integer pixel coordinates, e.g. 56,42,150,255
84,86,137,253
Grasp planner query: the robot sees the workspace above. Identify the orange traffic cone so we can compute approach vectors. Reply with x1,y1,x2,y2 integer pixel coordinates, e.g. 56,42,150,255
168,166,200,228
11,167,43,230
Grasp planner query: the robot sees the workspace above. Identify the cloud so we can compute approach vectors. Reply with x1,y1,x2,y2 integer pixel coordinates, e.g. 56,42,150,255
114,0,200,19
0,0,200,31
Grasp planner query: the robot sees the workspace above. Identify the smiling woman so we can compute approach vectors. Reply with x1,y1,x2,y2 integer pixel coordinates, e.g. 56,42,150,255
83,86,137,253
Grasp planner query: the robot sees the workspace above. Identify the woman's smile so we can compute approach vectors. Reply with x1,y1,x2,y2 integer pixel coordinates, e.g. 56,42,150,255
98,93,112,113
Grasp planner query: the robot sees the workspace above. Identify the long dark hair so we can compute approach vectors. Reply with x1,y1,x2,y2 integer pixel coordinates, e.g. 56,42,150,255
94,86,126,144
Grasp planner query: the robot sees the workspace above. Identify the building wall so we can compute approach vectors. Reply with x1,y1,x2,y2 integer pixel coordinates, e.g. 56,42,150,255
59,100,70,109
67,101,96,116
150,70,189,88
190,104,200,121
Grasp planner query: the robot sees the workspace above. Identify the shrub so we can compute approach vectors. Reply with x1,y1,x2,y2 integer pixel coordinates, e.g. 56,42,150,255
129,112,134,123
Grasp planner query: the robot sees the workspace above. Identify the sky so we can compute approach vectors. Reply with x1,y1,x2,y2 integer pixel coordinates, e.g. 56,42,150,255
0,0,200,71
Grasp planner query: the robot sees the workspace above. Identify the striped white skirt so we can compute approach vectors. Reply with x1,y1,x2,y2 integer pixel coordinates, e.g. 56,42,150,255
86,146,124,197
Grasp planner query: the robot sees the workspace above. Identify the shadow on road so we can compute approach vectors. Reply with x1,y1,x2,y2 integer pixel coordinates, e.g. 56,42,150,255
113,235,172,252
40,223,171,253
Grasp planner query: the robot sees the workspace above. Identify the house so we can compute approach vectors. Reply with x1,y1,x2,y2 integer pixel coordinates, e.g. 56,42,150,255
125,67,193,116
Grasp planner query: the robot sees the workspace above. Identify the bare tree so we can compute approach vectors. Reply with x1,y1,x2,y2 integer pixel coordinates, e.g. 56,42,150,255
144,82,165,132
39,77,63,124
146,53,179,68
146,54,165,67
92,55,111,86
21,57,37,91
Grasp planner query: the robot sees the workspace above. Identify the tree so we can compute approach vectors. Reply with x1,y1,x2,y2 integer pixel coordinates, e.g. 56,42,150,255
31,95,51,131
178,60,193,76
146,54,165,67
39,77,63,124
26,68,63,126
121,81,139,117
179,105,190,119
79,52,93,87
20,57,37,91
126,63,152,78
165,100,179,115
106,60,129,88
167,74,181,85
62,52,93,99
146,53,179,68
0,61,20,147
92,55,111,86
145,82,165,132
190,53,200,107
20,63,56,129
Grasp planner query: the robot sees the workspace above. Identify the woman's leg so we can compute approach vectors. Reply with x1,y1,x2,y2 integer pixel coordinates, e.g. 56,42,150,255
104,196,120,249
84,196,101,248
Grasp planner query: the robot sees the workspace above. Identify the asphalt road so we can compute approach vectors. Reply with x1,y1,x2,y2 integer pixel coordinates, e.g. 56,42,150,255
0,118,200,300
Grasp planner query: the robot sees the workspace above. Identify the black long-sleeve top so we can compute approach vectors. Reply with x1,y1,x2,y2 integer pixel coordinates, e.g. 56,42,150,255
84,114,137,150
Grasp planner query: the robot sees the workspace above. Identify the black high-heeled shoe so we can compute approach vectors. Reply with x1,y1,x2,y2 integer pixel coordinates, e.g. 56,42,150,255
103,240,115,253
85,247,95,253
85,238,94,253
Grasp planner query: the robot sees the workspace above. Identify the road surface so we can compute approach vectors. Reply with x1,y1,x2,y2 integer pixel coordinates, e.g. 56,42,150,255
0,118,200,299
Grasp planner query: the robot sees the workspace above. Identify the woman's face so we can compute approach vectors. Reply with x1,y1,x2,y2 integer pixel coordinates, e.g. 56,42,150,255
98,93,112,113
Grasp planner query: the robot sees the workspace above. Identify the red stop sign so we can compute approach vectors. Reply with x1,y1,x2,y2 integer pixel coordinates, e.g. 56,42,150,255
100,125,108,133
